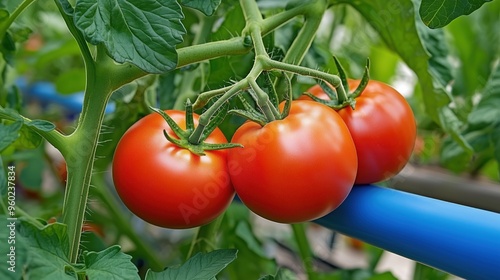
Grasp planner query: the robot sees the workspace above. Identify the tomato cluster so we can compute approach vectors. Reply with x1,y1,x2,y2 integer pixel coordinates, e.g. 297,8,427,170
112,79,415,228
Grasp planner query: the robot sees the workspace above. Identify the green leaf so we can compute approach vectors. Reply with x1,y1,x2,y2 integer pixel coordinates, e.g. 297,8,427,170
415,22,453,87
0,120,21,152
259,268,298,280
446,2,500,99
234,222,267,258
19,146,45,190
145,249,237,280
0,158,5,195
345,0,471,151
83,245,140,280
468,60,500,128
25,119,57,132
180,0,221,16
442,62,500,173
74,0,186,74
19,222,74,280
419,0,492,28
0,215,28,280
0,108,55,151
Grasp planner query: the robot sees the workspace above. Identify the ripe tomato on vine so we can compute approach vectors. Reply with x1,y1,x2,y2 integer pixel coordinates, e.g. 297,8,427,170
304,79,417,184
227,100,358,223
112,110,235,229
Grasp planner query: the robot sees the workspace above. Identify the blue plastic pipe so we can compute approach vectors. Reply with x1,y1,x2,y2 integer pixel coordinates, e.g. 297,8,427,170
315,185,500,280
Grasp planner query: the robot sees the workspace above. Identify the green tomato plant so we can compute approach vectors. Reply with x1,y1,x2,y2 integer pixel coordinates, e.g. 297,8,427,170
0,0,498,279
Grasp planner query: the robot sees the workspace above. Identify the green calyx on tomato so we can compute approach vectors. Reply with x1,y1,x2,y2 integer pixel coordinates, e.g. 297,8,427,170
149,100,241,156
229,72,293,127
301,57,370,111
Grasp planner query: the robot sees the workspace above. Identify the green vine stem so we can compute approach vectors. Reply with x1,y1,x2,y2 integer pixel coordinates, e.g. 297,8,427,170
188,79,248,144
62,56,115,263
0,0,37,39
266,59,342,88
291,223,319,280
186,215,225,260
192,85,234,109
273,0,326,96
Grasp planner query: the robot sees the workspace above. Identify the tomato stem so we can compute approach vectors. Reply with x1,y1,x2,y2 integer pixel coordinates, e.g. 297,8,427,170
188,80,247,145
267,59,342,88
0,0,37,39
193,85,234,110
186,214,225,260
249,79,277,121
291,223,319,280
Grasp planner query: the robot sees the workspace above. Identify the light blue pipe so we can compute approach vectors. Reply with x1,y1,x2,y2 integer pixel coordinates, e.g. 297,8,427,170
315,185,500,280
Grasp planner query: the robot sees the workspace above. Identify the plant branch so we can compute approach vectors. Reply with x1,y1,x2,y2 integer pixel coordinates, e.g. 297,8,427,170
281,3,325,65
0,0,37,38
292,223,319,280
260,4,310,35
186,215,225,260
249,79,276,121
266,59,342,86
193,85,234,110
0,107,70,156
188,80,248,144
62,61,114,263
54,0,95,70
177,37,251,68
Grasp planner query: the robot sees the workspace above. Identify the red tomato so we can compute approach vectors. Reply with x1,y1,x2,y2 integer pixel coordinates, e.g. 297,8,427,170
306,80,416,184
112,110,235,229
227,100,357,223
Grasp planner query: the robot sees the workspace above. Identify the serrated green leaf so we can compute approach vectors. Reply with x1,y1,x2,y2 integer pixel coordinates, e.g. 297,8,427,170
419,0,492,28
74,0,186,74
83,245,140,280
468,61,500,128
19,222,74,280
415,22,453,87
145,249,237,280
346,0,471,151
442,62,500,173
180,0,221,16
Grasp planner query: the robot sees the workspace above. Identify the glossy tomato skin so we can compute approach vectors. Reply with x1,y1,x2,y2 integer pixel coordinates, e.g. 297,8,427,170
112,110,234,229
227,100,357,223
306,80,416,184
